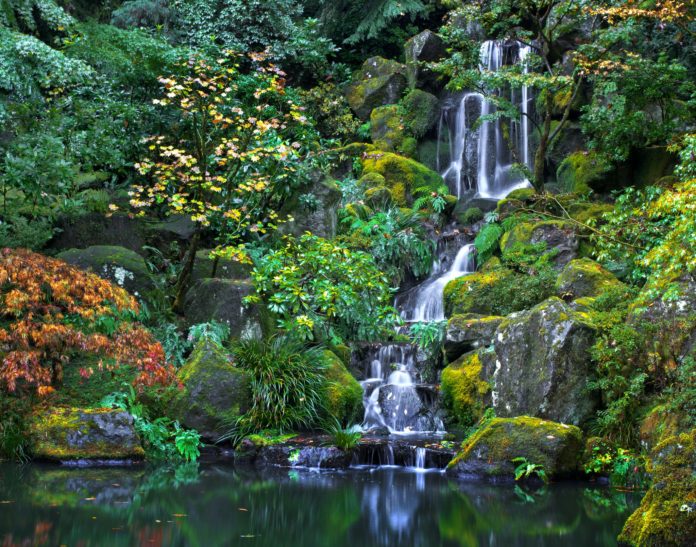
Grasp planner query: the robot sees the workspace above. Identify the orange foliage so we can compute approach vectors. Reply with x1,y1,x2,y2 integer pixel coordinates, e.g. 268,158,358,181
0,248,177,394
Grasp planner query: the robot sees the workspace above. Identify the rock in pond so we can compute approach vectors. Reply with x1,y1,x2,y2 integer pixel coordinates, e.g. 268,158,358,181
29,408,144,462
447,416,583,480
171,338,251,441
57,245,154,298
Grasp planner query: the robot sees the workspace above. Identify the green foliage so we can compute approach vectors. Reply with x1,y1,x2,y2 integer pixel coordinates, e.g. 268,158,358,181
584,445,648,489
223,336,329,442
0,395,30,461
0,215,54,249
474,223,504,265
111,0,174,33
412,181,450,217
300,83,360,141
512,457,548,483
410,320,446,352
323,418,362,451
187,321,230,347
666,356,696,426
249,233,398,343
460,207,484,225
101,384,203,461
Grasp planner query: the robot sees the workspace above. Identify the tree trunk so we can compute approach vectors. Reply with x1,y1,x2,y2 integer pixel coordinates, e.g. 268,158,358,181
172,229,201,313
533,93,553,193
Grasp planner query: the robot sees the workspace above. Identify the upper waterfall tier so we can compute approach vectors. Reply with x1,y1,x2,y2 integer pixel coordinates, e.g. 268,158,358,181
438,40,533,200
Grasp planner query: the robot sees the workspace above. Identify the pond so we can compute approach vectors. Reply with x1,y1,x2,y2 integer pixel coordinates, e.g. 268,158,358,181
0,463,640,546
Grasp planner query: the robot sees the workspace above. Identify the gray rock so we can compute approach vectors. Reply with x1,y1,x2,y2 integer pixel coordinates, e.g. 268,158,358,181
404,30,446,90
445,314,504,361
190,249,253,285
345,57,408,120
57,245,155,298
484,297,598,426
280,177,342,239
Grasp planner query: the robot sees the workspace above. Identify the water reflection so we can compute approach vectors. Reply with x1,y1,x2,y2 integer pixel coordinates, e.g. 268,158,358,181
0,463,639,547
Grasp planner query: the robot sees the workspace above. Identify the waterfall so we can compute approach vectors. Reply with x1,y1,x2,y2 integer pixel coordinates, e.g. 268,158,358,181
397,244,476,323
439,40,533,200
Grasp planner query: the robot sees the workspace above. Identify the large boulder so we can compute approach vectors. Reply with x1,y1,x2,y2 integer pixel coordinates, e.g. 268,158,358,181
446,416,583,480
183,279,265,339
445,313,504,361
361,150,446,207
280,177,342,239
500,220,579,268
171,338,251,441
401,89,440,138
485,297,598,425
57,245,154,298
345,57,408,120
48,213,147,253
555,258,623,299
440,351,491,430
619,429,696,546
322,350,364,425
30,407,144,461
404,30,446,90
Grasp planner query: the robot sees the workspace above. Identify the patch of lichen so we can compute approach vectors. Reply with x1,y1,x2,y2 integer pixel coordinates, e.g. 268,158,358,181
619,429,696,546
556,151,613,194
555,258,623,300
322,350,363,425
361,151,444,207
29,407,145,460
441,352,490,430
448,416,584,477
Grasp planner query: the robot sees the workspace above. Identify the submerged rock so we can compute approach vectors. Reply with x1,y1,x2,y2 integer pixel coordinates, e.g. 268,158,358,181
619,429,696,546
57,245,154,298
486,297,598,426
447,416,583,480
171,338,251,441
29,408,144,461
345,57,408,120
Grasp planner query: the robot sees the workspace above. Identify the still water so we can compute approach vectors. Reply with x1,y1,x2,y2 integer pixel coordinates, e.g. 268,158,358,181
0,463,640,546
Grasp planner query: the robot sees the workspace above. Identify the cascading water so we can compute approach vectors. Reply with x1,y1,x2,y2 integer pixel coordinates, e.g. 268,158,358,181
439,40,534,200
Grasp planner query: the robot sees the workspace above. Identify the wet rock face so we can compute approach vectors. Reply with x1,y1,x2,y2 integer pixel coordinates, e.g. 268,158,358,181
182,278,264,340
485,297,598,426
254,445,353,469
57,245,154,298
345,57,408,120
172,338,251,441
445,314,504,361
30,408,145,461
447,416,583,480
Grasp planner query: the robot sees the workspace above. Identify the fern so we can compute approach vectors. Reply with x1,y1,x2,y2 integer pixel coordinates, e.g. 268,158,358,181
343,0,427,43
474,223,504,265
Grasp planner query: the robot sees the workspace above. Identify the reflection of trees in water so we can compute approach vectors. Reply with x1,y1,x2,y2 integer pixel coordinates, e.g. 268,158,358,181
0,464,640,547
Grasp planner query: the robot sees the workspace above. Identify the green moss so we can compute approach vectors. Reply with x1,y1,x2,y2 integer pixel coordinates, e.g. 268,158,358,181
443,268,523,316
362,151,444,207
619,429,696,546
370,104,406,151
357,171,386,189
398,136,418,159
364,185,394,207
567,201,613,224
639,404,684,450
448,416,584,478
556,151,613,194
458,207,484,225
400,89,439,138
555,258,623,299
441,352,490,429
499,220,572,253
322,350,363,425
245,431,297,448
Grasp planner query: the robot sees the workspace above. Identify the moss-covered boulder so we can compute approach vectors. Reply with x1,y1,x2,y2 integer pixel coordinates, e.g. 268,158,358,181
322,350,363,424
362,150,445,207
443,268,515,316
345,57,408,120
488,297,598,425
619,429,696,546
445,314,504,361
639,404,685,451
447,416,583,480
500,220,579,268
555,258,623,299
280,176,342,239
191,249,253,285
171,338,251,441
441,351,491,429
370,104,406,151
183,279,266,339
30,407,144,461
404,29,446,90
57,245,154,298
556,151,613,194
401,89,440,138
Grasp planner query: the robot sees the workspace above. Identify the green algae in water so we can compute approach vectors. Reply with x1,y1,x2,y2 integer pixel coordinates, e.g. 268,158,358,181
0,463,640,546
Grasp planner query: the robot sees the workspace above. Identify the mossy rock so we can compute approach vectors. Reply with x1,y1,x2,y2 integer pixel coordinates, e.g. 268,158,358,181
566,201,613,224
619,429,696,546
29,407,145,461
403,29,446,90
555,258,623,300
488,297,598,426
441,351,490,430
401,89,439,138
171,338,252,441
345,57,408,120
357,171,387,190
191,249,253,285
48,212,148,253
458,206,484,225
370,104,406,151
446,416,583,480
639,404,684,451
443,268,515,316
364,186,394,208
556,151,613,194
398,136,418,159
445,313,503,361
57,245,154,298
322,350,363,425
500,220,579,268
280,177,342,239
362,150,444,207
